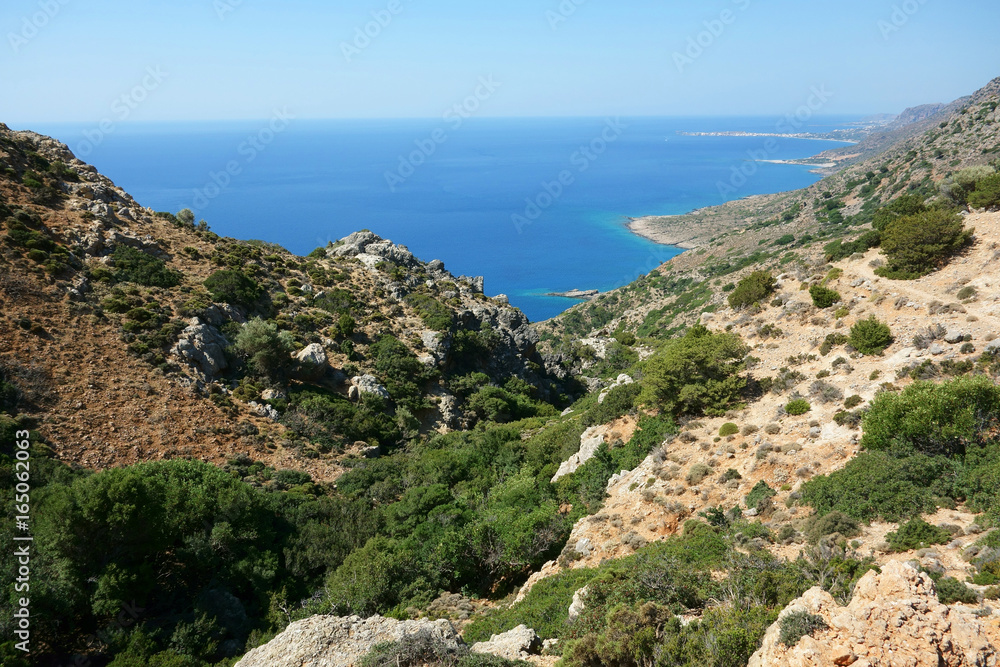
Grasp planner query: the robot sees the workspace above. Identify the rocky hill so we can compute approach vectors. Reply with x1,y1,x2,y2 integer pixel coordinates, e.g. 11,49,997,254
4,76,1000,667
0,125,574,481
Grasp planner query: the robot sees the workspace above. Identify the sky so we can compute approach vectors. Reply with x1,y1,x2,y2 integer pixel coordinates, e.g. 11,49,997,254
1,0,999,124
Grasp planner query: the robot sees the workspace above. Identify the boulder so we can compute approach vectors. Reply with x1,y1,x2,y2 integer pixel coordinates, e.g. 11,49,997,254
234,614,462,667
295,343,328,367
748,561,997,667
471,625,541,661
945,330,967,344
171,318,230,379
350,375,391,402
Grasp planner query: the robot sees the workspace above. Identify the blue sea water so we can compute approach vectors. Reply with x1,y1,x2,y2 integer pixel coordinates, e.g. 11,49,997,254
27,117,856,322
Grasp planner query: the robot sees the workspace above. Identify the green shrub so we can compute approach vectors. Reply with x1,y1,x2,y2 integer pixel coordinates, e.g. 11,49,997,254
778,611,827,647
876,209,972,279
111,246,182,288
463,568,596,642
785,399,811,416
404,293,453,331
809,284,842,309
805,510,860,543
886,518,951,552
204,269,263,308
862,375,1000,458
957,286,977,300
800,451,952,522
936,577,979,605
720,468,742,482
233,318,296,382
727,271,777,309
849,316,893,355
745,481,776,510
639,325,748,418
718,422,739,437
844,395,863,409
968,173,1000,209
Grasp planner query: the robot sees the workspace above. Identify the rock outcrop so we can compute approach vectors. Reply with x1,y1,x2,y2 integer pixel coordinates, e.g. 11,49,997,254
471,624,542,661
234,614,462,667
349,375,391,401
552,426,607,482
748,561,997,667
171,318,230,379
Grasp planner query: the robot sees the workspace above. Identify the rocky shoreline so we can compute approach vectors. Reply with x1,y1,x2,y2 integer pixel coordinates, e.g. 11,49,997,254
626,215,702,248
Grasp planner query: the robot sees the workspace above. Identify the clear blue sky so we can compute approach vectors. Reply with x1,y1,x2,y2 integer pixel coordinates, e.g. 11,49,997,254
1,0,998,124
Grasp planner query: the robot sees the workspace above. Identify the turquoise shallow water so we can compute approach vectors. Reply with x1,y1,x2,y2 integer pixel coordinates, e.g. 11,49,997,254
27,117,855,321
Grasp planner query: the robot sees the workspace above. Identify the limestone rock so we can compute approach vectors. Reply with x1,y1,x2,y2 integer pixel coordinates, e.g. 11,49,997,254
945,330,967,344
748,561,997,667
598,374,635,404
568,586,589,622
295,343,328,367
171,318,229,379
350,375,391,401
552,427,606,482
234,614,462,667
471,624,541,661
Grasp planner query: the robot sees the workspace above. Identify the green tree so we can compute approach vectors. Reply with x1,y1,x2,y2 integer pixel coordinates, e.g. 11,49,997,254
234,318,296,382
639,325,748,417
727,271,777,309
876,209,972,279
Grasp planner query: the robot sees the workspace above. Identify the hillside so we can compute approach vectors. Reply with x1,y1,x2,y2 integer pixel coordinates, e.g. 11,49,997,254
3,76,1000,667
0,125,577,483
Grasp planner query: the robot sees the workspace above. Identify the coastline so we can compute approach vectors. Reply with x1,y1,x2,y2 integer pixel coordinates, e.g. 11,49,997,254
626,215,701,248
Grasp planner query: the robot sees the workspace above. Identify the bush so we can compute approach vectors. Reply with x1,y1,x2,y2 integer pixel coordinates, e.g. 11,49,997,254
849,316,893,355
404,294,453,332
204,269,263,308
800,451,952,522
111,246,183,288
233,318,296,382
745,481,776,510
876,209,972,279
886,518,951,552
785,399,811,416
957,286,977,300
727,271,777,309
862,375,1000,458
687,463,712,486
968,173,1000,209
844,395,863,409
718,423,739,437
809,284,842,309
778,611,828,647
936,577,979,605
806,510,860,543
639,325,748,418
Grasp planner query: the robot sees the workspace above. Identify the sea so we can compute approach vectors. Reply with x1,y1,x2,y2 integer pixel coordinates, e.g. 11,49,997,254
26,117,858,322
